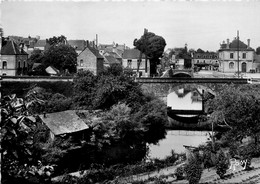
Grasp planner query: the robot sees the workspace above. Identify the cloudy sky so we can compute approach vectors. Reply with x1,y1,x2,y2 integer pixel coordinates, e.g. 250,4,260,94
1,1,260,51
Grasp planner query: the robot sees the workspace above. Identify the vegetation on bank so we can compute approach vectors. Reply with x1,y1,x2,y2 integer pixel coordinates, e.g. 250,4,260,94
1,64,169,183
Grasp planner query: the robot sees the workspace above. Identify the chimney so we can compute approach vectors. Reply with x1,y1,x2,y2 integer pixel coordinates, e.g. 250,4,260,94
226,39,229,49
92,41,95,48
86,40,89,47
247,39,250,48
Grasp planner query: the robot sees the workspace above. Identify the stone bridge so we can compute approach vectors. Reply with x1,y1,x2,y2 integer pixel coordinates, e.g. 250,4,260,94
136,77,248,104
136,77,248,129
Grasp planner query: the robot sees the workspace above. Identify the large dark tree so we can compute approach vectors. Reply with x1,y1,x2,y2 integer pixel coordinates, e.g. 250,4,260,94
46,35,67,46
43,44,77,74
134,29,166,77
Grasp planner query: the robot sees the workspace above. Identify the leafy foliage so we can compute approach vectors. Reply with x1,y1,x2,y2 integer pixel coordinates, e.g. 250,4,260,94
256,46,260,55
184,153,203,184
134,30,166,76
43,44,77,74
216,150,229,179
1,94,55,181
28,35,77,75
206,85,260,144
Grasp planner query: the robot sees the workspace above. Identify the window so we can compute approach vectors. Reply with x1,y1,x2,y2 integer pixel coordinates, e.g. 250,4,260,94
138,59,142,67
229,62,234,69
243,53,246,59
230,53,234,59
18,62,21,68
127,59,132,67
80,59,83,67
24,62,26,68
203,60,205,63
2,61,7,69
197,60,199,63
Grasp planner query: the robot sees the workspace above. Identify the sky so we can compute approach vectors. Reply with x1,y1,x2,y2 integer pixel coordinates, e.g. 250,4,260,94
1,1,260,51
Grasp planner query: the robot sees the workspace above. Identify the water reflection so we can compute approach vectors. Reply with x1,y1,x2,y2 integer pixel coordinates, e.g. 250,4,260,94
167,85,203,118
149,130,208,159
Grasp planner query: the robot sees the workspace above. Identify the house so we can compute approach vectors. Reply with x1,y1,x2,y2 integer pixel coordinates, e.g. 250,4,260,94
122,48,150,77
1,39,28,76
98,42,129,56
8,35,40,53
193,52,219,71
38,110,89,141
77,41,104,75
102,51,122,67
67,40,86,55
34,39,50,51
218,38,255,73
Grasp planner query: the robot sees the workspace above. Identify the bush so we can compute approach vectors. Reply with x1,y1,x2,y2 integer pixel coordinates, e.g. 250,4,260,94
216,150,229,179
175,166,185,180
184,155,203,184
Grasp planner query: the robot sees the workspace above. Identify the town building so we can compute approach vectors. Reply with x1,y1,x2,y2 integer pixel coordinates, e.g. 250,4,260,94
67,40,87,55
98,42,129,57
122,48,150,77
77,41,104,75
193,52,219,71
218,38,255,73
1,39,28,76
102,51,122,67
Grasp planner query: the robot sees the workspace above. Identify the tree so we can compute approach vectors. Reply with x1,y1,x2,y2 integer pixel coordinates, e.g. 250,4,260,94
43,44,77,74
134,29,166,76
207,85,260,144
46,35,67,46
256,47,260,55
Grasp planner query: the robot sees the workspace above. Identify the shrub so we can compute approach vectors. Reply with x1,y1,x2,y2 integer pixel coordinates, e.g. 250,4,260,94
175,166,185,180
184,155,203,184
216,150,229,179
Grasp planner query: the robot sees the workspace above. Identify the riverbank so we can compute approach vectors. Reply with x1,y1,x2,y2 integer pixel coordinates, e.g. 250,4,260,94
118,156,260,184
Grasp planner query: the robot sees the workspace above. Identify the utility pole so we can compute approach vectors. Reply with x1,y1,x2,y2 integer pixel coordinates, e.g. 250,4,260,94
237,30,240,78
96,34,98,48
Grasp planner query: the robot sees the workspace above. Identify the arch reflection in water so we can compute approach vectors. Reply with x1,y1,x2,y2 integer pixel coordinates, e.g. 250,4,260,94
167,85,204,119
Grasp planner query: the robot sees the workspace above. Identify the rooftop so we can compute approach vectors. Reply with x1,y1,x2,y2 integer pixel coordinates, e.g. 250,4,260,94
1,40,28,55
122,49,146,59
39,110,89,135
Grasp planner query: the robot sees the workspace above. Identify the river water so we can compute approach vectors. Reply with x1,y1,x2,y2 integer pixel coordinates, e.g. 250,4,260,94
149,84,210,159
149,130,209,159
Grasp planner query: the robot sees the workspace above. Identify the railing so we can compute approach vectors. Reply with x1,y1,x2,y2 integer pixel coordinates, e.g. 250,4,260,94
135,77,248,84
0,75,74,82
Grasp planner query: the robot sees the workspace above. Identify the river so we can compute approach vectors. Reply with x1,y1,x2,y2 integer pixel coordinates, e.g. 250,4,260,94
148,130,209,159
149,85,211,159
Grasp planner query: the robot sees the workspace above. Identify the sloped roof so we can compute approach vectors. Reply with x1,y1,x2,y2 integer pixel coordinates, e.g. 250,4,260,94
45,66,60,75
1,40,28,55
122,49,146,59
34,39,47,47
80,46,104,59
219,39,254,51
104,55,121,64
67,40,86,51
105,51,122,59
39,110,89,135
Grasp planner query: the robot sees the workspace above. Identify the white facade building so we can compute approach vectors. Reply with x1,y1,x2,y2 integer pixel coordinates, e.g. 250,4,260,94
218,38,254,73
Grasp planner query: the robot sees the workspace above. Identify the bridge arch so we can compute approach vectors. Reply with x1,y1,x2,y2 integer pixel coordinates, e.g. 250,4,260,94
172,72,192,78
